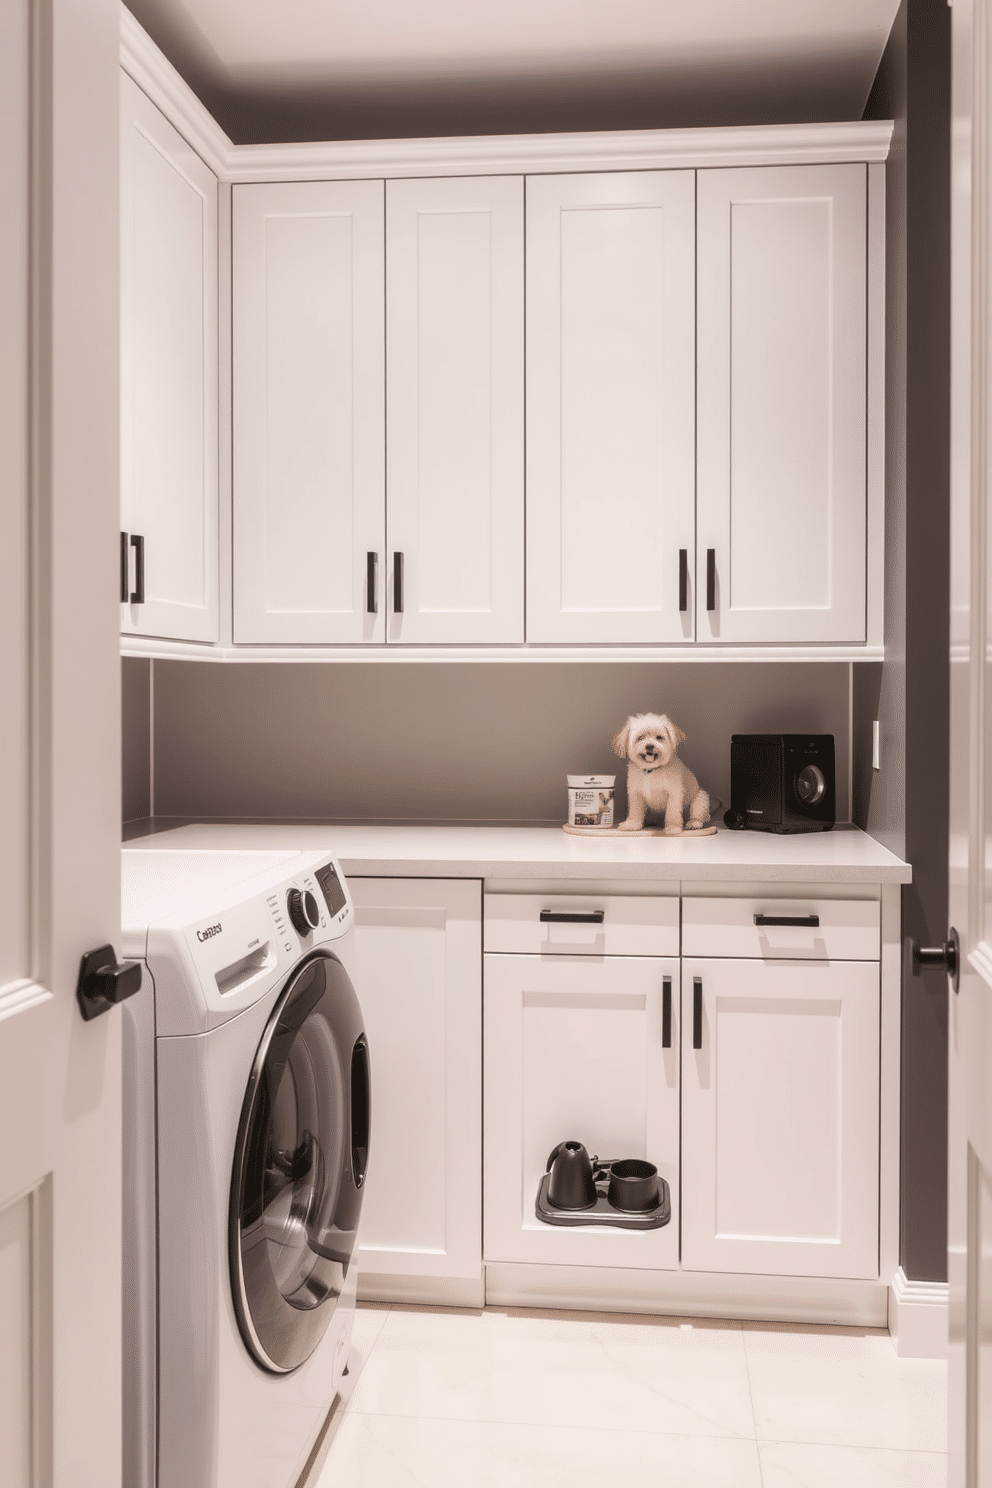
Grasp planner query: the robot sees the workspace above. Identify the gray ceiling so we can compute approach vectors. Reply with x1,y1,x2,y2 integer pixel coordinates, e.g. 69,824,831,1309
123,0,900,145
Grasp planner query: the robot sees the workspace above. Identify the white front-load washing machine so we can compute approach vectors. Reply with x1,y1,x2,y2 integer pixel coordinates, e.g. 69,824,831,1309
121,847,371,1488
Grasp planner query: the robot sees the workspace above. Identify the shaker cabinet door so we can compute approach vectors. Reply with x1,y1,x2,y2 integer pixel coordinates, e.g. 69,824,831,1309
525,171,696,644
484,953,680,1271
681,956,880,1278
696,164,868,644
349,877,482,1289
120,74,218,643
233,180,386,643
386,176,524,643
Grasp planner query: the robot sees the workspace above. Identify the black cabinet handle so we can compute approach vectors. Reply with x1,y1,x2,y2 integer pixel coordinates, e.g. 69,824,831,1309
679,548,688,612
393,551,404,613
706,548,716,611
76,944,142,1022
754,913,820,928
120,531,129,602
539,910,605,924
693,976,703,1049
662,975,672,1048
130,534,145,604
367,551,378,614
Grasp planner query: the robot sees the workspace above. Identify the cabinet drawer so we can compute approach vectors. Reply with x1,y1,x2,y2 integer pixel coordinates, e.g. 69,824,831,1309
484,892,679,957
681,896,879,960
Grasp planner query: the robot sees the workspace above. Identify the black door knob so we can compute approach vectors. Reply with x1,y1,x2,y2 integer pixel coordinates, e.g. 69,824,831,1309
76,945,142,1022
287,888,320,936
909,926,961,993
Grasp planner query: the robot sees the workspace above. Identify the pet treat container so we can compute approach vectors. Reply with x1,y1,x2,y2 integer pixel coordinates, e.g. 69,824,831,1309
566,774,616,827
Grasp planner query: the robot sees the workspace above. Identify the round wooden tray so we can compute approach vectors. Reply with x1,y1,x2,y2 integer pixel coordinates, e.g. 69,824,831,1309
561,823,718,838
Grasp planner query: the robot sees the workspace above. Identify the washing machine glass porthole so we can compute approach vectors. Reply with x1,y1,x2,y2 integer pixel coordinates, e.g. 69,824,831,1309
229,951,368,1374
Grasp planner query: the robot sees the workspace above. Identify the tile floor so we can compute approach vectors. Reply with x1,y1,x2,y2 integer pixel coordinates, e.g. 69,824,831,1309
314,1302,948,1488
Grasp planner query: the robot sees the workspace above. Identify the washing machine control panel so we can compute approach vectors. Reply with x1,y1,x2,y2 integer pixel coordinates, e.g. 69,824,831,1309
146,851,355,1036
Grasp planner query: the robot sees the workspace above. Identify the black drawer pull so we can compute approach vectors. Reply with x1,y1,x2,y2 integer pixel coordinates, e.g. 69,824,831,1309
130,533,145,605
662,976,672,1048
120,531,129,602
393,551,404,613
539,910,605,924
754,913,820,928
367,551,378,614
693,976,703,1049
706,548,716,611
678,548,688,612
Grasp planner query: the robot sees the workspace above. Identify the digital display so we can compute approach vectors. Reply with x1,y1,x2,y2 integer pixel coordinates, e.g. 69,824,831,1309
315,861,347,917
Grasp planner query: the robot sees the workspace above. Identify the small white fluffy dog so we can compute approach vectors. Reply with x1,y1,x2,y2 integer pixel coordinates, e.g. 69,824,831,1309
612,713,711,835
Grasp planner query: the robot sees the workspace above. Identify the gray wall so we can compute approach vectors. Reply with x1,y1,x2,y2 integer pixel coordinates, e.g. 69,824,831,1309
865,0,951,1285
124,659,852,827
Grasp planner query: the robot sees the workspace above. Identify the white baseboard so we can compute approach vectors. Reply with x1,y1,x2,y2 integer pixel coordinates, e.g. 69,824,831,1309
484,1262,888,1327
888,1266,948,1358
358,1272,485,1309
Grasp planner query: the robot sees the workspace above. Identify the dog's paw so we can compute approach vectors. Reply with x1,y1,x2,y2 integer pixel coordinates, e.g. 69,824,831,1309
662,824,684,836
617,818,642,832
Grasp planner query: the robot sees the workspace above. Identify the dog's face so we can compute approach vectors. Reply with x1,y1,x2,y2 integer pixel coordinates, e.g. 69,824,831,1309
612,713,687,770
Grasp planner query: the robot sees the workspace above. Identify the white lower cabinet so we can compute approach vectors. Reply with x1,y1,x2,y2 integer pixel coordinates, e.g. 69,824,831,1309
349,878,482,1294
681,956,880,1279
484,953,680,1270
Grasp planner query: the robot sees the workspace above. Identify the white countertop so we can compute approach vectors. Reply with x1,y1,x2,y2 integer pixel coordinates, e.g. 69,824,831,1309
132,823,912,885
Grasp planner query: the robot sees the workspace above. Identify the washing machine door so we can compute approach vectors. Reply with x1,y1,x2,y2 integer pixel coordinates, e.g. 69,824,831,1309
230,949,371,1374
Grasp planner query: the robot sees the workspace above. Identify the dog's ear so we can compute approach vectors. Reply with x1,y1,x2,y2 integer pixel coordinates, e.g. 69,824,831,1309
663,716,687,747
611,720,631,758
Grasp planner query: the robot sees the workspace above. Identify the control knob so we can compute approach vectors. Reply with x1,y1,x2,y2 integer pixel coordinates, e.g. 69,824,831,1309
287,887,320,936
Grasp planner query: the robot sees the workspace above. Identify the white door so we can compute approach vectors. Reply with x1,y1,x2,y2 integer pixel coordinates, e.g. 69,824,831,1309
526,171,696,644
120,73,218,644
696,164,867,645
386,176,524,644
1,0,123,1483
948,0,992,1478
483,954,680,1271
349,878,482,1296
681,957,880,1278
233,180,386,644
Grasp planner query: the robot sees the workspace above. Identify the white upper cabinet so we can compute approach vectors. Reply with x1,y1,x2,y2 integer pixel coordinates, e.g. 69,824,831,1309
120,74,218,642
525,172,696,644
233,180,386,644
386,177,524,644
696,164,868,644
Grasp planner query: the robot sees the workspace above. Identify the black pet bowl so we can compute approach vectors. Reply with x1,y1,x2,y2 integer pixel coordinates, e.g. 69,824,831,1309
607,1158,660,1212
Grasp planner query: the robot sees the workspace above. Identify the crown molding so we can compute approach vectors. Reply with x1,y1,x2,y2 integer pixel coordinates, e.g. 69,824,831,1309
120,5,233,176
120,6,892,184
228,119,893,183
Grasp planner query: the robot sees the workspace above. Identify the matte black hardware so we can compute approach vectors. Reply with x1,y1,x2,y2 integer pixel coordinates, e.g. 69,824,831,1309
76,944,142,1022
120,531,129,602
693,977,703,1049
366,552,378,614
130,533,145,604
911,926,961,994
393,551,404,613
706,548,716,611
679,549,688,612
540,910,605,924
754,913,820,928
662,976,672,1048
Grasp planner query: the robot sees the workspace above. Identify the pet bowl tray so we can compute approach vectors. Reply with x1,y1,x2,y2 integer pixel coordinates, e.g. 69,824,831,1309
535,1173,671,1230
